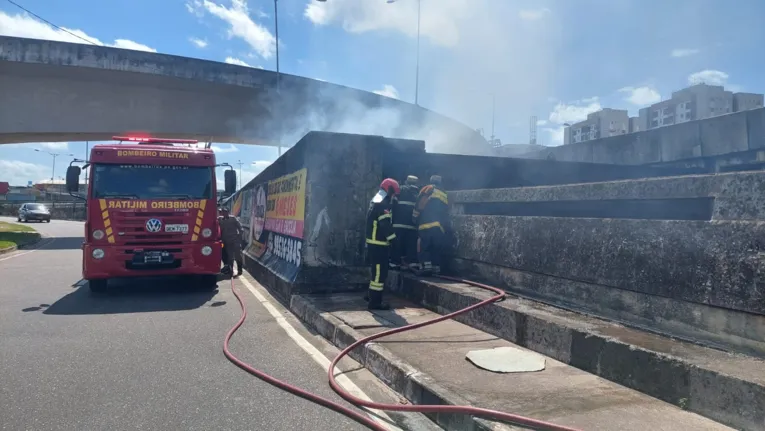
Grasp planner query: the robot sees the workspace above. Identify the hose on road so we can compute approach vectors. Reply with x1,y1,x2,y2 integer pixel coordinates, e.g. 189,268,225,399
224,274,581,431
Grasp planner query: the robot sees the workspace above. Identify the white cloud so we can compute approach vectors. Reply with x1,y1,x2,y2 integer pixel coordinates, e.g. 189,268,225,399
224,57,263,68
536,119,547,126
190,37,208,48
618,86,661,106
671,48,700,58
112,39,157,52
0,160,50,186
688,70,729,86
211,144,239,153
304,0,470,47
0,10,156,52
373,84,400,99
187,0,276,59
548,97,602,125
518,8,550,21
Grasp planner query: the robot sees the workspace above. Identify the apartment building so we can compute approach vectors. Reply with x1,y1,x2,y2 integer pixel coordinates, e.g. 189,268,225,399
563,108,630,145
733,92,764,112
636,84,764,131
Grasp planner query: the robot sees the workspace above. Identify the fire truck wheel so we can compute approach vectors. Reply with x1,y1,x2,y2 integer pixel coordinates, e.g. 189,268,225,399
88,279,108,293
199,275,219,290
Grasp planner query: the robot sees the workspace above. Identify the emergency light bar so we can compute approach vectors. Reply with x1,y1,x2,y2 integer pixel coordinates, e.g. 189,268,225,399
112,136,199,144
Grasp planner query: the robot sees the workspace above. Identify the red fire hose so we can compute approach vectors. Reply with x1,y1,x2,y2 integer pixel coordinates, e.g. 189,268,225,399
224,275,581,431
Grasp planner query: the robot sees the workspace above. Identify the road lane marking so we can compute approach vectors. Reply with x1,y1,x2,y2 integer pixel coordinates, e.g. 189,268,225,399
0,237,56,263
237,276,400,431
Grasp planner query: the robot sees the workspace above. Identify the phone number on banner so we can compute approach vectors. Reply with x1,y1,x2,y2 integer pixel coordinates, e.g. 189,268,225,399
268,232,302,267
264,218,304,239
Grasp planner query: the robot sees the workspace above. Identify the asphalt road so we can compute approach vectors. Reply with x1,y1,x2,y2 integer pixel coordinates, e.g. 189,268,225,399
0,218,434,431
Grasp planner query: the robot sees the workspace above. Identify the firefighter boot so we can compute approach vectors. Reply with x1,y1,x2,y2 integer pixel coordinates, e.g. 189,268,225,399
367,290,390,310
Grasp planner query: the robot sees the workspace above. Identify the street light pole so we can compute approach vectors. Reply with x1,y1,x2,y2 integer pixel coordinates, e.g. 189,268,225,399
414,0,421,105
387,0,421,105
274,0,282,157
84,141,89,184
34,149,74,193
236,160,244,190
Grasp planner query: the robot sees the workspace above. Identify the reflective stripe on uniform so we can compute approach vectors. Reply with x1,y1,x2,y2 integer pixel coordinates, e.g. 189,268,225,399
386,233,396,241
378,213,391,221
369,281,384,291
374,264,381,283
431,189,448,204
392,224,416,230
366,238,389,246
418,221,444,232
397,201,415,206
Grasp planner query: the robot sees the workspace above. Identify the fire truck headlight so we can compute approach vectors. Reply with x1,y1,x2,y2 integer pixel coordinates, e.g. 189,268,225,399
201,228,212,238
201,246,213,256
92,229,105,240
92,248,105,259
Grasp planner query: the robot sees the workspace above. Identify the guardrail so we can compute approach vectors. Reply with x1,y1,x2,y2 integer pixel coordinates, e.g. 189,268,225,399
0,201,87,221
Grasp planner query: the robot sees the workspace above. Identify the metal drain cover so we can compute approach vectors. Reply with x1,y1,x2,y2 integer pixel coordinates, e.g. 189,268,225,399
466,346,546,373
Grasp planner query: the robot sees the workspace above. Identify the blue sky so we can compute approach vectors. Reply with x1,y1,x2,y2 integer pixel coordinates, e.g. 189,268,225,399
1,0,764,186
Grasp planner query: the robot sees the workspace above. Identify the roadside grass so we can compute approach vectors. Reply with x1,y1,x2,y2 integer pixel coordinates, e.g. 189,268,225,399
0,222,41,251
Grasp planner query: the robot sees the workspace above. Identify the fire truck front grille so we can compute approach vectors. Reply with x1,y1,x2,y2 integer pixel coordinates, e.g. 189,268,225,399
109,211,198,245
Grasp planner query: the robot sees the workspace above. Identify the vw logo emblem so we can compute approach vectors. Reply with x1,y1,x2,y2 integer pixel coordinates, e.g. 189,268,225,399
145,218,162,233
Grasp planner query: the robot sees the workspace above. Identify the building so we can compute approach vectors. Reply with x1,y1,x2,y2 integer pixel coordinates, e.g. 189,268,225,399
637,84,763,131
733,92,765,112
563,108,630,145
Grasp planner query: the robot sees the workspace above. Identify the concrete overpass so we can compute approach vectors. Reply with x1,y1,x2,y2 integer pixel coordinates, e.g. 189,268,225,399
0,36,489,155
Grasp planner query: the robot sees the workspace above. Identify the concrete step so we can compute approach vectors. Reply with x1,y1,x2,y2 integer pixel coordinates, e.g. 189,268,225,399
386,272,765,431
290,292,733,431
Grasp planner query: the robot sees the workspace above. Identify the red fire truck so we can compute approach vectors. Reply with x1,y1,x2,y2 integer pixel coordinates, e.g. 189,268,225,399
65,136,236,292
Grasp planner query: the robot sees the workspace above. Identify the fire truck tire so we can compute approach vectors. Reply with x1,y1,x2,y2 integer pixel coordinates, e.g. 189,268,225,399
88,279,108,293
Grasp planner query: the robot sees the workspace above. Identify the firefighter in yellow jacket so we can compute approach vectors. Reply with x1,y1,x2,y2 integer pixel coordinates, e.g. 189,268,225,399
364,178,400,310
413,175,450,276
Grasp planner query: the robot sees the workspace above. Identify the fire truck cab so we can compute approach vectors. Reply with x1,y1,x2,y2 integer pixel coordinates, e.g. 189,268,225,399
65,136,237,292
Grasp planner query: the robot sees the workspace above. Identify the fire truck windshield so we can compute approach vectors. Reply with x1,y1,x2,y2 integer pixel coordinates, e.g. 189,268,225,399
91,164,213,200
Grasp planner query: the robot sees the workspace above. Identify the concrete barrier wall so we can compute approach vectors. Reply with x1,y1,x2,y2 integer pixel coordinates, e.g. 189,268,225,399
239,131,706,302
448,172,765,356
451,171,765,221
526,107,765,167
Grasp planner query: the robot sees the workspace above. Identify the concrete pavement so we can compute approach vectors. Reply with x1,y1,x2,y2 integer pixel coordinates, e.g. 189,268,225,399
0,218,436,431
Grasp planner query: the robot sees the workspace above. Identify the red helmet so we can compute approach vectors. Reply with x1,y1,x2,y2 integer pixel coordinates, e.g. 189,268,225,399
380,178,400,196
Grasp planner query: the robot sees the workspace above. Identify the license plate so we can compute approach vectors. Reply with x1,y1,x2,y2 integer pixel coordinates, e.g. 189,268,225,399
165,224,189,233
141,251,171,264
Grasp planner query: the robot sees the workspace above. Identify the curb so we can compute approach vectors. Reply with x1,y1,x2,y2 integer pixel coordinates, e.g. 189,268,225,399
388,273,765,431
0,244,18,255
0,233,42,255
289,295,514,431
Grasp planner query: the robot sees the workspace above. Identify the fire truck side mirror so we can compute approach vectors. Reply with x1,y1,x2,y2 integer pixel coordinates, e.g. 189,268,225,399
224,170,237,195
66,166,81,193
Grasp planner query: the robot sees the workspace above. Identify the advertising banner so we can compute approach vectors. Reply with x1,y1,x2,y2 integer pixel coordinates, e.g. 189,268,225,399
245,168,307,282
247,183,268,258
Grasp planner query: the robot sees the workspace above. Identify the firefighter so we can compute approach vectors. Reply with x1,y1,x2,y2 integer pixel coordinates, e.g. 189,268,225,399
391,175,419,271
365,178,400,310
413,175,450,276
218,207,230,274
219,207,244,277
